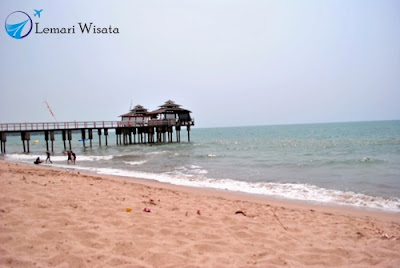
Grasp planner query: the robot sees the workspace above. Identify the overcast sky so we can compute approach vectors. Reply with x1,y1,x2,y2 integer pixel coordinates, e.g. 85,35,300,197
1,0,399,128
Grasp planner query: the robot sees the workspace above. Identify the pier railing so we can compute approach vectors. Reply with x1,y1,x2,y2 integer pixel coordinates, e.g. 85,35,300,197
147,119,195,127
0,121,124,132
0,119,195,132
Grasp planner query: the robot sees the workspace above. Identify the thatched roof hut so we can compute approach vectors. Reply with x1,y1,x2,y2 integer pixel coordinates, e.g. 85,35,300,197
120,105,152,125
119,100,194,127
120,105,150,118
150,100,192,121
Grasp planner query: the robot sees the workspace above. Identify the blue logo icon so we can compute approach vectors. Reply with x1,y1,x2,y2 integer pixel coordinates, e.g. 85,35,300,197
5,11,33,39
34,9,43,18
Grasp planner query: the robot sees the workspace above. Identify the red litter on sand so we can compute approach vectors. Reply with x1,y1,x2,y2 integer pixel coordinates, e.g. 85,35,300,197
197,209,201,215
143,207,151,213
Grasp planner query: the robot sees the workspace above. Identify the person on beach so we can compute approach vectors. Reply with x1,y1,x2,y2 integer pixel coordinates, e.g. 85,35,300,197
67,151,72,164
72,151,76,164
34,157,42,165
46,151,52,163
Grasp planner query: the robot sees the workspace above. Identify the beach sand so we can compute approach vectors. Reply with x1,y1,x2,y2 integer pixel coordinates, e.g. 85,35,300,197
0,160,399,267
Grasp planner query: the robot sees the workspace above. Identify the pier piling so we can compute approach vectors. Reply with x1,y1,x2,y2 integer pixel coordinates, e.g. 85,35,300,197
88,129,93,148
0,132,6,154
44,131,49,151
81,129,86,148
62,130,67,150
50,131,55,152
67,130,72,150
21,132,30,153
176,125,181,142
104,128,108,146
98,129,102,146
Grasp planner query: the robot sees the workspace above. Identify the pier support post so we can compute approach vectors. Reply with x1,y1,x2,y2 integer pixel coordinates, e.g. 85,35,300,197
129,128,133,144
50,131,55,152
67,130,72,150
163,127,167,143
62,130,67,150
21,132,30,153
81,129,86,148
125,128,130,145
98,129,102,146
176,125,181,142
149,127,155,143
44,131,50,151
104,128,108,146
88,129,93,148
123,128,129,145
167,127,173,143
132,128,137,144
0,132,6,154
187,125,191,142
116,128,122,145
138,128,143,144
143,127,148,144
156,127,162,143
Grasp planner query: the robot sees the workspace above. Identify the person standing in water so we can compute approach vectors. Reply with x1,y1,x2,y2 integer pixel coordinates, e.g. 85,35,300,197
67,151,72,164
46,151,52,163
71,151,76,165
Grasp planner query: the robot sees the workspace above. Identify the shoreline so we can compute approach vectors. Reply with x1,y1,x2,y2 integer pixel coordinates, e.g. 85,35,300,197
1,159,400,267
3,157,400,217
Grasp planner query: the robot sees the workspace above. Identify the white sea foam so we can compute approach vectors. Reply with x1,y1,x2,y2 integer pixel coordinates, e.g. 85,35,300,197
5,153,113,162
123,160,147,166
146,151,166,155
189,165,201,169
5,154,65,162
75,155,114,161
174,165,208,175
48,164,400,213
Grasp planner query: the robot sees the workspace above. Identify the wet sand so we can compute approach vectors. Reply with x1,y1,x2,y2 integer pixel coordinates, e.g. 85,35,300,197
1,160,399,267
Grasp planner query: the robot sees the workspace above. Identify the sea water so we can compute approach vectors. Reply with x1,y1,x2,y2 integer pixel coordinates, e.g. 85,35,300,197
2,121,400,212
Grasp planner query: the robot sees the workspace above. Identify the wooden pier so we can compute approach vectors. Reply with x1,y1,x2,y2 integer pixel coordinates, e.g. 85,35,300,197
0,100,194,154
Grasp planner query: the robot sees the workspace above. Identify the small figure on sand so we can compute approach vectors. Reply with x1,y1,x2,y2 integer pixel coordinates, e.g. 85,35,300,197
72,151,76,165
46,150,52,163
34,157,42,165
67,151,72,164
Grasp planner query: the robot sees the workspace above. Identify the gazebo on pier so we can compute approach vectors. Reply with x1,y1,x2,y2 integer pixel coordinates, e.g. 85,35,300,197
148,100,194,142
116,100,194,144
119,105,151,126
149,100,193,127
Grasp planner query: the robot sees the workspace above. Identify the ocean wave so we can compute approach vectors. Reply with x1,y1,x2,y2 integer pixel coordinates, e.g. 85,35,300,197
5,153,113,162
359,157,383,163
76,155,114,161
52,165,400,213
5,154,66,162
174,165,208,175
124,160,147,166
146,151,167,155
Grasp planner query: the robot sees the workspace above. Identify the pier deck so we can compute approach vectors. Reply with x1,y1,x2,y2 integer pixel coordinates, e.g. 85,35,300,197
0,119,194,154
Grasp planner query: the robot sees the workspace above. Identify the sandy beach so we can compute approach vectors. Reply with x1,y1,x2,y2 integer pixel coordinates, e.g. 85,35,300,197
0,160,399,267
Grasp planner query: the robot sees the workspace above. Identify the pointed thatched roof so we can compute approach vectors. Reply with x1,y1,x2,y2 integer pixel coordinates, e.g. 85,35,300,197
120,105,151,117
151,100,191,114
